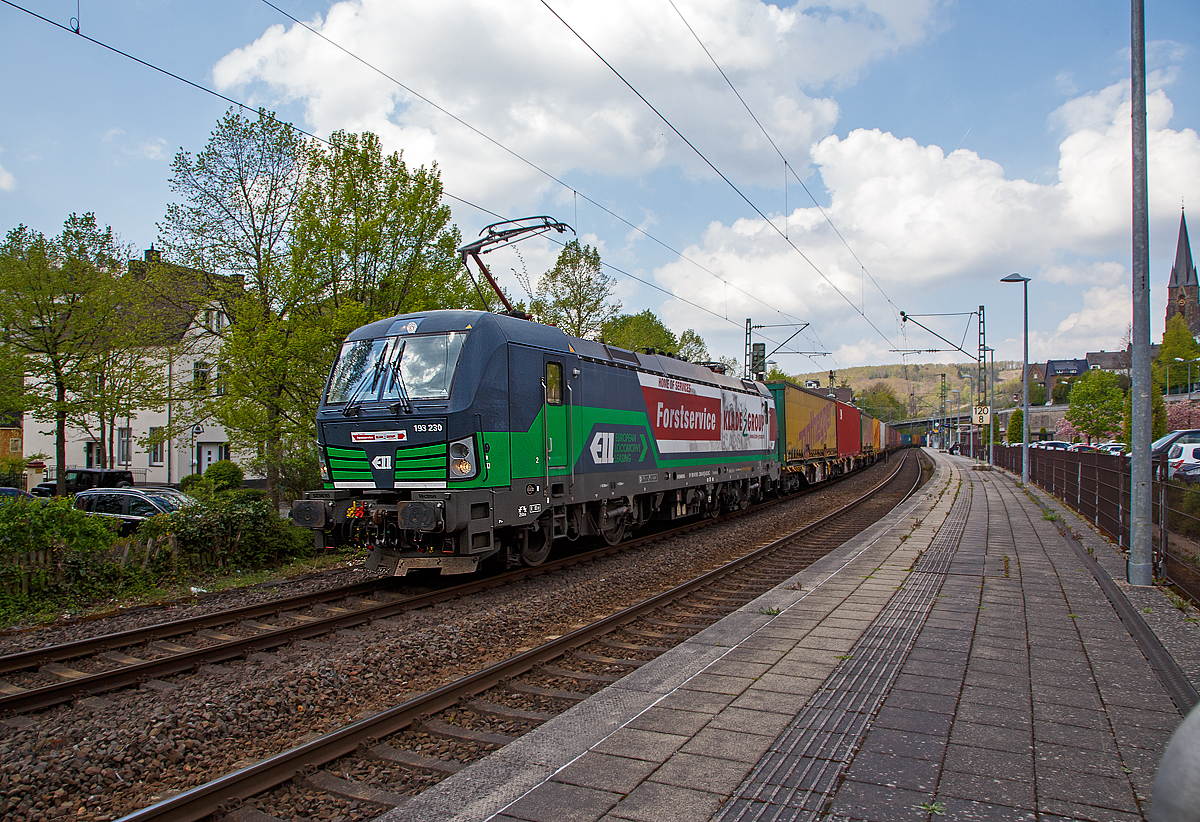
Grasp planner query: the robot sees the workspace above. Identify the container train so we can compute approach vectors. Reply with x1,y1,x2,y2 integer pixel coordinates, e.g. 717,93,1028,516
291,310,909,576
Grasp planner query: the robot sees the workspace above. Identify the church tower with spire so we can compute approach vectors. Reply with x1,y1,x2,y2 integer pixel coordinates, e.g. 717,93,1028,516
1166,210,1200,336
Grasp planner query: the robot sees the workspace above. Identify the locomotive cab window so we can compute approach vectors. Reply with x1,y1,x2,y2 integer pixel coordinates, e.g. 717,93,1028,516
545,362,563,405
326,331,469,406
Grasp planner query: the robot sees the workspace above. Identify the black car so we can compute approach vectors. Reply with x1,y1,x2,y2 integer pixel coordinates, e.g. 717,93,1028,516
74,487,196,535
0,487,35,501
31,468,136,497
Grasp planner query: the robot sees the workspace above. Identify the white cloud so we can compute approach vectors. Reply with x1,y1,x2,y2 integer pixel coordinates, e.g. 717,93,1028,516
652,77,1200,365
212,0,941,210
1030,286,1130,360
0,162,13,191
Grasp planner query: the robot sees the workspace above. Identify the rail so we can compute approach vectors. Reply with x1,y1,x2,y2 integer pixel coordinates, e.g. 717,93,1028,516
114,452,922,822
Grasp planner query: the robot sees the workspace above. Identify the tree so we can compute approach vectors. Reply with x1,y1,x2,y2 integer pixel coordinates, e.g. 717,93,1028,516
1154,313,1200,395
160,107,312,511
677,329,709,363
1123,386,1167,443
859,382,905,422
0,214,125,493
1007,409,1023,445
1052,376,1077,405
602,310,676,353
532,241,620,339
1065,370,1124,442
292,130,469,318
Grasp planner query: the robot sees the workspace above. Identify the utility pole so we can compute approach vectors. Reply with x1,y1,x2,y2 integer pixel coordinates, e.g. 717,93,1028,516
1129,0,1153,586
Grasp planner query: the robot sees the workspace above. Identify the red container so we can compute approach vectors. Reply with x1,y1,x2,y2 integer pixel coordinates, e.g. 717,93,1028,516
836,402,861,458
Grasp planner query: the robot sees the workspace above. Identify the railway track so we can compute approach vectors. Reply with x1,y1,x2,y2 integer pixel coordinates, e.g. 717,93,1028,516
0,455,904,717
113,449,925,822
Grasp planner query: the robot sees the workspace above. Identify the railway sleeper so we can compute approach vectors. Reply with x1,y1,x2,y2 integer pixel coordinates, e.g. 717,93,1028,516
467,699,555,724
572,650,646,667
303,768,411,806
504,680,589,702
538,664,622,684
417,718,516,747
367,742,466,775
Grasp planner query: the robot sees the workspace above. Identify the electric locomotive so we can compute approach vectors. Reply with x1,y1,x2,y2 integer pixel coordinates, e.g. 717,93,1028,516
291,309,779,575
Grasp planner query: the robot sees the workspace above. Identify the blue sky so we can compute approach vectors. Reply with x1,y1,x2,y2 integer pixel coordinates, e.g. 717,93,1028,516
1,0,1198,377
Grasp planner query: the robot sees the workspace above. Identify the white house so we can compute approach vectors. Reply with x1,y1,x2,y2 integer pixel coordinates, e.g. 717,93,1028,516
24,249,245,486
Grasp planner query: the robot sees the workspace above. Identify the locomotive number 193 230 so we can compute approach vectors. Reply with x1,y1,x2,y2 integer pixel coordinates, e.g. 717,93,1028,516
413,423,443,433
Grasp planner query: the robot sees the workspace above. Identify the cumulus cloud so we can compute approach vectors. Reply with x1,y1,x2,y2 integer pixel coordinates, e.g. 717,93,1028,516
212,0,940,209
654,75,1200,364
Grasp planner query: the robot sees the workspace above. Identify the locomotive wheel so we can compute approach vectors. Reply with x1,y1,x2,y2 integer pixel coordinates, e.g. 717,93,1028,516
519,518,553,566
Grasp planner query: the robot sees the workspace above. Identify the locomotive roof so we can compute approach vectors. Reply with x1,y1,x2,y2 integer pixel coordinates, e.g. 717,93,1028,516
348,310,768,397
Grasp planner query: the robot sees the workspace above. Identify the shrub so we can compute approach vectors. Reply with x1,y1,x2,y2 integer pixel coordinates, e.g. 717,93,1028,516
136,497,314,573
0,497,130,616
179,473,205,494
205,460,244,493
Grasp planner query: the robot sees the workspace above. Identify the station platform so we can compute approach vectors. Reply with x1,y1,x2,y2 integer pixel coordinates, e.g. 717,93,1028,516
385,448,1200,822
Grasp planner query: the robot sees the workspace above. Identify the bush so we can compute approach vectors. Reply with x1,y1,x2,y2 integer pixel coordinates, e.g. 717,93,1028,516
0,497,131,616
179,473,204,494
205,460,244,493
136,497,313,573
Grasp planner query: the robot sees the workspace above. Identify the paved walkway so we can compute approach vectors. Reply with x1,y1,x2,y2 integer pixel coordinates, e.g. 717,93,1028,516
386,449,1196,822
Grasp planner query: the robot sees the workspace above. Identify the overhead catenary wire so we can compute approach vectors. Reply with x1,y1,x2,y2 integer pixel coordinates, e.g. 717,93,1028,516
665,0,900,327
0,0,823,362
537,0,898,353
255,0,813,338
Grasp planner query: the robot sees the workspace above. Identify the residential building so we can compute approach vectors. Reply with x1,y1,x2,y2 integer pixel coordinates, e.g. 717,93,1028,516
1086,349,1130,376
24,249,242,485
1044,358,1089,404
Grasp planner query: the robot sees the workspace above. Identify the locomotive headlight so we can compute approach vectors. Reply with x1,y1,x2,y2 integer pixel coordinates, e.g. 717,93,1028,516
448,437,477,479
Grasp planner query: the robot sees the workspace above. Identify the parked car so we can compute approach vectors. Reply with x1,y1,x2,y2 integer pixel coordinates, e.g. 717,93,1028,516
1068,444,1105,453
73,487,196,535
1166,443,1200,478
1032,440,1071,450
1151,430,1200,459
1173,462,1200,484
0,487,36,501
30,468,135,498
1099,442,1128,455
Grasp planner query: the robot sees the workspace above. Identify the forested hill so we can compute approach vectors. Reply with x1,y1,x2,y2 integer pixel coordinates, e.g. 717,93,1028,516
789,360,1024,418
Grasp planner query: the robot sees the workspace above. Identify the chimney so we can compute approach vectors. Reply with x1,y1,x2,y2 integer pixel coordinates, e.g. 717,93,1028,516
144,245,160,263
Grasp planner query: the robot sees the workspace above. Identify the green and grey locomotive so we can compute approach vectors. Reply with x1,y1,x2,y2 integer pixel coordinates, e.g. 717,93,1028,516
291,309,782,575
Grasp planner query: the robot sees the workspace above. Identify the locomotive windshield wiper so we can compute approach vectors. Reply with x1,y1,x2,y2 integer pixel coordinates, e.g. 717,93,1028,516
386,340,413,415
342,345,388,417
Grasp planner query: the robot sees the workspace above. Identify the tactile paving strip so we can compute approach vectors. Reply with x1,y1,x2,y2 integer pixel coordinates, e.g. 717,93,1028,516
713,483,973,822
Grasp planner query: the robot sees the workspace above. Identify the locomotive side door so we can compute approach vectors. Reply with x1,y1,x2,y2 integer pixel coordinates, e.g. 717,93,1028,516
543,355,568,472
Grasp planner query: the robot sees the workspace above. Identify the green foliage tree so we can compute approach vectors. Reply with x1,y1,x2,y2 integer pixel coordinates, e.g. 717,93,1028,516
1154,313,1200,395
602,310,677,353
677,329,709,363
0,214,127,493
858,381,906,422
292,130,468,318
532,240,620,339
1052,377,1077,405
1065,370,1124,442
1123,385,1167,443
1007,409,1023,445
160,108,315,511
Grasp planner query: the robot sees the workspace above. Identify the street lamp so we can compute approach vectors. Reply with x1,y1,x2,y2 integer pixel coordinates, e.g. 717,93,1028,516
1002,273,1031,485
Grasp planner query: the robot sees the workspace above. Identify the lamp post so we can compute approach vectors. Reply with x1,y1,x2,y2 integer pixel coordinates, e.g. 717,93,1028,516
985,346,996,466
1002,273,1031,485
952,389,961,452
